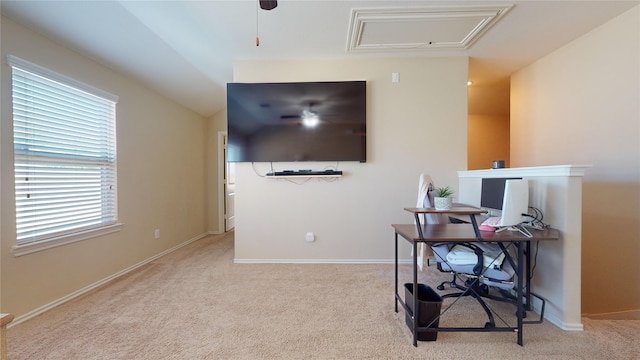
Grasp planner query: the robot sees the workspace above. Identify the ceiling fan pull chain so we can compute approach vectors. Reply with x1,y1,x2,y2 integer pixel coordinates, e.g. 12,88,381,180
255,1,260,46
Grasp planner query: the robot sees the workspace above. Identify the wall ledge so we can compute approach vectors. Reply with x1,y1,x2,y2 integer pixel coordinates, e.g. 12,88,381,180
459,164,591,178
12,223,123,257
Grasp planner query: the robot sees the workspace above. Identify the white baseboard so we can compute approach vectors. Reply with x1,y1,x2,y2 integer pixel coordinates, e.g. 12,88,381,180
584,309,640,320
9,232,209,328
529,295,583,331
560,321,586,331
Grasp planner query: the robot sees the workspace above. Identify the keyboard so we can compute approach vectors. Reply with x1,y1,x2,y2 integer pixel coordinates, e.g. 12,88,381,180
481,216,502,227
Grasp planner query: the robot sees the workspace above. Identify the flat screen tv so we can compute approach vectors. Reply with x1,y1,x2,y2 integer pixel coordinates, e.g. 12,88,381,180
226,81,366,162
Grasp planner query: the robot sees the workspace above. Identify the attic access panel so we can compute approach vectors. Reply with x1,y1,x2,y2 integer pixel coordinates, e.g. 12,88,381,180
346,5,513,51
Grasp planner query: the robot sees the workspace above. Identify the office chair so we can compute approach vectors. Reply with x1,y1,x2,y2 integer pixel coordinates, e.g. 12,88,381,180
416,174,537,328
429,241,519,328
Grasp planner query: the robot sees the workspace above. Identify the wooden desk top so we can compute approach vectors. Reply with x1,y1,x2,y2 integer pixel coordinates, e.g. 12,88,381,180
404,206,488,215
392,223,559,242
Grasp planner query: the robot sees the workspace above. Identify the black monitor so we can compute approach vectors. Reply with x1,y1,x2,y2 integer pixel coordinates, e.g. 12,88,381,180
480,177,522,211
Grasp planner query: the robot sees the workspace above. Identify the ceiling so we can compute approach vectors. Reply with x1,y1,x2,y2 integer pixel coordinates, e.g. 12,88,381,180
1,0,638,117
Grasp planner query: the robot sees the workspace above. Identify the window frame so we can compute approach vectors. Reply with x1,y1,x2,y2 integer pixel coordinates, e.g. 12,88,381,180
7,55,122,256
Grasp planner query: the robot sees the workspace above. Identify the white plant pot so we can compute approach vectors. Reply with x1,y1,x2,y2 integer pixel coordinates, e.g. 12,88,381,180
434,197,453,210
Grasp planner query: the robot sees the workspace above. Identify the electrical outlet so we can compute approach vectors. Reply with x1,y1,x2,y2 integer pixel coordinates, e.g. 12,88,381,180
305,232,315,242
154,229,160,239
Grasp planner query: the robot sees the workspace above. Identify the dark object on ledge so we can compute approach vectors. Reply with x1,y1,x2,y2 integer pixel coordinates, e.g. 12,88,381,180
260,0,277,11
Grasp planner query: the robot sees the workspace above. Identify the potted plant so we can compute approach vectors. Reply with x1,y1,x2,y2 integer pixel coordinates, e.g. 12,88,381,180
433,186,454,210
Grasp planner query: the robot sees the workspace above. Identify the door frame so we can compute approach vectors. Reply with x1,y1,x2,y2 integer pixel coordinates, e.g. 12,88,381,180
217,131,230,232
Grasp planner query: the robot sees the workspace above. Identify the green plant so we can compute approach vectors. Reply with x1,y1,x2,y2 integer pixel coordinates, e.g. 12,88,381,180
434,186,455,198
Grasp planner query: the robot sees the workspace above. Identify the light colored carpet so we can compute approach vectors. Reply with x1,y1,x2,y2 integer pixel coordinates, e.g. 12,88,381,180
7,232,639,359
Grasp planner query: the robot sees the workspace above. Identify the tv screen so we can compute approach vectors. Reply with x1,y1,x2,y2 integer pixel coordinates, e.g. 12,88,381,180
226,81,366,162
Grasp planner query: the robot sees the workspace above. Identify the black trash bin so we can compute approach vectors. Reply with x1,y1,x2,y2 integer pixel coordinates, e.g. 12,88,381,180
404,283,443,341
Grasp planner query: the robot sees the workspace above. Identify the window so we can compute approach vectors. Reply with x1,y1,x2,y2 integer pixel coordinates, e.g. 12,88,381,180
8,55,120,254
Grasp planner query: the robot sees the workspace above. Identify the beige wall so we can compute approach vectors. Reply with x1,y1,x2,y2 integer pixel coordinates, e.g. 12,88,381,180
467,82,510,170
468,114,510,170
511,7,640,318
459,166,588,330
1,17,208,318
232,57,468,262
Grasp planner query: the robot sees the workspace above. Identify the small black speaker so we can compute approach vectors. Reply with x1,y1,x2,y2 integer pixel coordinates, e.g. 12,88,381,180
259,0,278,10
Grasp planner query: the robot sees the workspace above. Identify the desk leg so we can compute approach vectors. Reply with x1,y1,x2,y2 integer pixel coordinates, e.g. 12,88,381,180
469,214,482,239
413,241,418,347
395,232,398,313
413,214,424,239
525,240,532,311
517,242,524,346
410,214,422,347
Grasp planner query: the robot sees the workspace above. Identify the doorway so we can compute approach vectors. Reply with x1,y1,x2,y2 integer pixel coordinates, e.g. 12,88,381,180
218,132,235,232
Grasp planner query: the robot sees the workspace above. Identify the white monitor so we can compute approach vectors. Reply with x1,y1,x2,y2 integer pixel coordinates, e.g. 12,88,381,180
496,179,531,237
498,179,528,227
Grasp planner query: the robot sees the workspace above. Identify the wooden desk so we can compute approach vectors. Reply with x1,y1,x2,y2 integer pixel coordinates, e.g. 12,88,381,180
404,206,487,239
393,207,559,347
393,223,559,243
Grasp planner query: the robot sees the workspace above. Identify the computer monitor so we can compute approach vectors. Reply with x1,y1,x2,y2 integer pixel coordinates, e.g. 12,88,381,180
498,179,529,227
480,177,522,212
480,178,532,237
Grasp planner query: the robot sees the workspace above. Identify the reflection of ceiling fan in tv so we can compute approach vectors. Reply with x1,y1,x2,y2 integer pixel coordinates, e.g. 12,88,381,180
280,102,322,128
259,0,277,11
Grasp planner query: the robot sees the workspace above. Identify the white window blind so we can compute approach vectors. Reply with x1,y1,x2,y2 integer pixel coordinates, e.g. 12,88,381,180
8,55,119,245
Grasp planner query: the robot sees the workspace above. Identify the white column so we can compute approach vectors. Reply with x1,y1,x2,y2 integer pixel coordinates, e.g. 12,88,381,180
458,165,590,330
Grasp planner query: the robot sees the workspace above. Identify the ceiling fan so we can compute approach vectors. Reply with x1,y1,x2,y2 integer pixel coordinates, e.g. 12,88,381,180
259,0,277,11
256,0,277,46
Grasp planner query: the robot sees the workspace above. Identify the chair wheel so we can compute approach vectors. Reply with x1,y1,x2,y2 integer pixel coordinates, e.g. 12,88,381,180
437,285,444,290
484,322,495,329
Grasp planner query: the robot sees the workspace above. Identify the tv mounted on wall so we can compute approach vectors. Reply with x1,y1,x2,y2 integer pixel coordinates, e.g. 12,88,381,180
226,81,366,162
